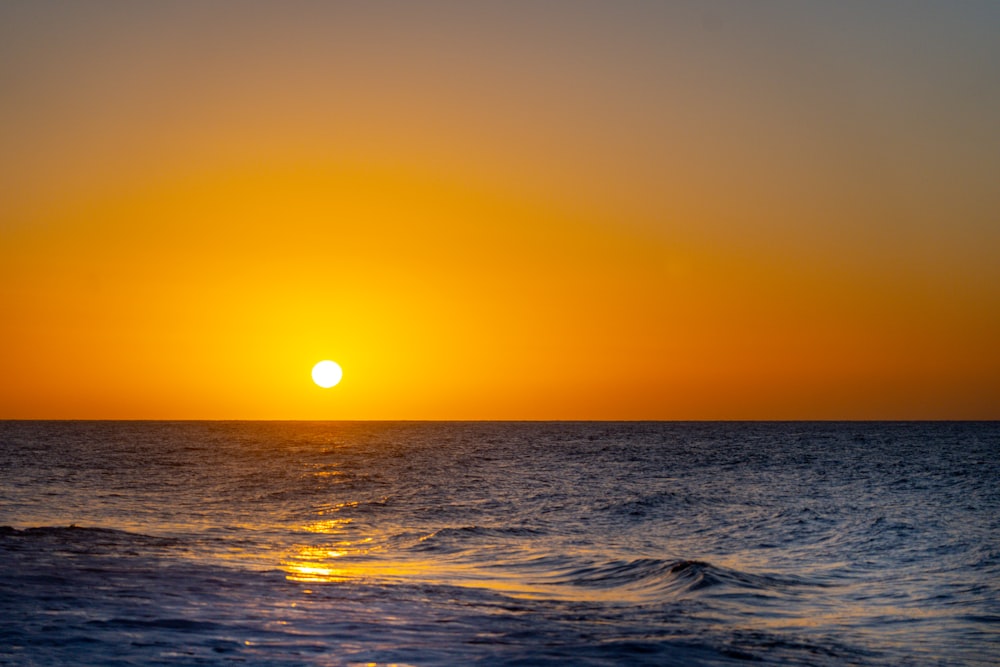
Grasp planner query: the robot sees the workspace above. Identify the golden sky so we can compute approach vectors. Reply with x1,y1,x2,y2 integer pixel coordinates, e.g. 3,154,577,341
2,1,999,419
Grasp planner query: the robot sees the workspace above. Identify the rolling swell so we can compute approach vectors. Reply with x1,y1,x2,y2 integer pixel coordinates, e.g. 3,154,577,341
547,557,813,601
414,525,544,548
320,521,813,606
401,520,819,602
0,525,179,554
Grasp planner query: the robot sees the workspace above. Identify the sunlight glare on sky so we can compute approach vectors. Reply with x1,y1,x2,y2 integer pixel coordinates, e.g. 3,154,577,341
1,1,998,419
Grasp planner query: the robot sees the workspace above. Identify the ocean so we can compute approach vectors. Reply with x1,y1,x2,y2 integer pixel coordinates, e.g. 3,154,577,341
1,421,997,666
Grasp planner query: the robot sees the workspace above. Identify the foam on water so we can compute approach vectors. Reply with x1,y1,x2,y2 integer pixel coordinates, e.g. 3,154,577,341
1,421,998,665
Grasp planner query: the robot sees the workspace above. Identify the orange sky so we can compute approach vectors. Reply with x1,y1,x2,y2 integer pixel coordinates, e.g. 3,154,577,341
2,2,999,419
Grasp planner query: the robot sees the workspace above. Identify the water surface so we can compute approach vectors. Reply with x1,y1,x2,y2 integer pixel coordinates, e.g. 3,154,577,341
1,421,997,665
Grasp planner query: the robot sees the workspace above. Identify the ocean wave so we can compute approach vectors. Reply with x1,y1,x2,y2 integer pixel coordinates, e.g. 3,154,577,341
0,525,178,553
87,617,226,631
548,558,813,600
592,490,690,518
408,525,545,553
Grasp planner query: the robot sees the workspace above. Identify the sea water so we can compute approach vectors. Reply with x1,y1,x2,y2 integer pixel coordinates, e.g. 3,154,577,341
1,421,997,666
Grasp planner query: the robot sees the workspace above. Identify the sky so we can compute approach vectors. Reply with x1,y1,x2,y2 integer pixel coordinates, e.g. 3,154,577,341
2,0,998,420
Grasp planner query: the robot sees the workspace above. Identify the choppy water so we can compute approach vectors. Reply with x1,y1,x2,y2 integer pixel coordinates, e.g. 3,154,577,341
1,421,998,666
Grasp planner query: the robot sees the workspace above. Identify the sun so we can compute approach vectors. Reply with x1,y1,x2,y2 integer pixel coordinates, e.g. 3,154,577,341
311,360,343,388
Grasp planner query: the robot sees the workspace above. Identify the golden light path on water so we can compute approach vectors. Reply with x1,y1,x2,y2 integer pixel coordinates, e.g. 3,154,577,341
278,518,959,628
278,515,613,600
281,520,561,599
281,553,572,600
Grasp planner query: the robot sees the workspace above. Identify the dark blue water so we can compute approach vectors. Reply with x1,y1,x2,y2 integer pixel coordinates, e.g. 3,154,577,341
1,421,998,665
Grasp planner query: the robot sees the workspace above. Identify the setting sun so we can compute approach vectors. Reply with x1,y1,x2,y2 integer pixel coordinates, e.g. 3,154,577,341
311,361,342,389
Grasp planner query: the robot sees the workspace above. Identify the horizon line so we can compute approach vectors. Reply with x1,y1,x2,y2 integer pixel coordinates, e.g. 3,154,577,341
2,418,997,423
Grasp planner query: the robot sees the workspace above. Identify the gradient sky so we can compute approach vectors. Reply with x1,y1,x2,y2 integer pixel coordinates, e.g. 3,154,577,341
2,1,998,419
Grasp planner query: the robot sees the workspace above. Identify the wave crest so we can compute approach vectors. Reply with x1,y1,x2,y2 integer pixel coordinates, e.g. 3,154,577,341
551,557,810,600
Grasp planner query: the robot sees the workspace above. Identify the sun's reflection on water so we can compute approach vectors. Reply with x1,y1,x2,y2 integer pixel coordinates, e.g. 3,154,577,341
281,541,607,600
283,562,354,583
300,517,354,534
